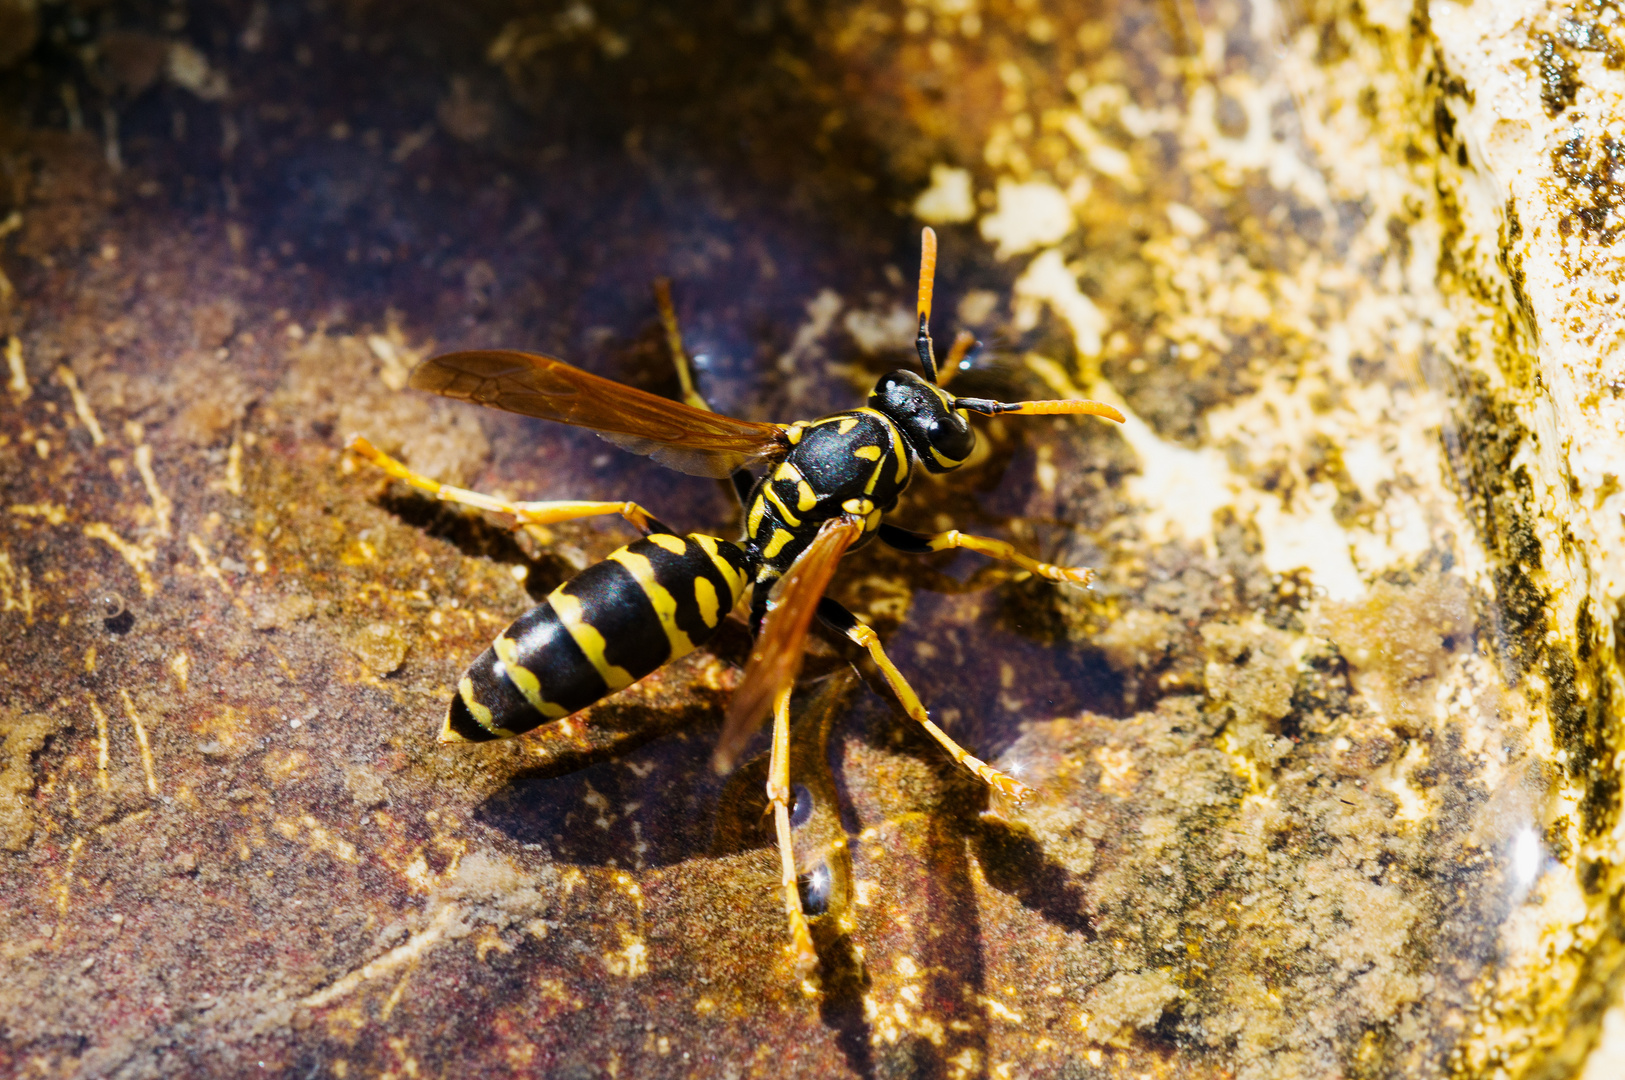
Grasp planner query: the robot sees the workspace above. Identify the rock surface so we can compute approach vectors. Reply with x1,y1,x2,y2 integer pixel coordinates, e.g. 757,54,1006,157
0,2,1620,1079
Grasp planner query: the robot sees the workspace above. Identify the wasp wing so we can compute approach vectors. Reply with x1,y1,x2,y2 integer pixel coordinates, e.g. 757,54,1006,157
712,516,865,774
411,350,788,478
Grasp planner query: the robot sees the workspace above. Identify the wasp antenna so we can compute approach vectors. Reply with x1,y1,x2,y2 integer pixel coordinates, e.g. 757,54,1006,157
915,227,940,384
1001,399,1126,422
939,330,977,387
953,396,1126,423
653,277,711,412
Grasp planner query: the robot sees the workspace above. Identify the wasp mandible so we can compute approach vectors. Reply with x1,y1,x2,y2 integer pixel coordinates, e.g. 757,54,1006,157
348,228,1124,977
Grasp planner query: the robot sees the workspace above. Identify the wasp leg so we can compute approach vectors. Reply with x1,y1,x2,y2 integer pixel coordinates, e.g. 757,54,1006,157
653,277,712,414
655,281,758,520
766,682,819,982
746,568,777,637
347,437,667,535
818,598,1035,805
877,523,1093,586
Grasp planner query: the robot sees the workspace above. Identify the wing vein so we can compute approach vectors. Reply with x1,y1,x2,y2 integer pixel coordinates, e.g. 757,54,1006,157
411,350,787,478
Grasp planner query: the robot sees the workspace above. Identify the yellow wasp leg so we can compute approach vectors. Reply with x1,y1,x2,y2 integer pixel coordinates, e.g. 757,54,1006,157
917,529,1093,586
766,683,819,983
841,619,1035,805
653,278,712,414
347,436,660,534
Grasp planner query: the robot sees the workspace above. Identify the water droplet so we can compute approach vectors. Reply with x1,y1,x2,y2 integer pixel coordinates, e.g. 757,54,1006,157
798,861,833,916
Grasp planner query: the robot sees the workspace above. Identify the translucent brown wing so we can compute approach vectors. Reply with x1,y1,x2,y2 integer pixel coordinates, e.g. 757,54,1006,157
712,516,865,774
412,350,788,478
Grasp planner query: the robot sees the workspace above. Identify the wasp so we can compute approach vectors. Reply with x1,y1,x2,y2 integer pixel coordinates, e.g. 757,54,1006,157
348,228,1123,977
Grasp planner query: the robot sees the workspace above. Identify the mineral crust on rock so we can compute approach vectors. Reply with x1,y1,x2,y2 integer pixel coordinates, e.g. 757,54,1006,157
1,2,1621,1079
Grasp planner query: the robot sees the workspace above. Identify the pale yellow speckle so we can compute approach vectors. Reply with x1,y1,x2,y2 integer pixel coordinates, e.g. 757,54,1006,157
5,335,28,400
913,164,976,223
979,178,1073,258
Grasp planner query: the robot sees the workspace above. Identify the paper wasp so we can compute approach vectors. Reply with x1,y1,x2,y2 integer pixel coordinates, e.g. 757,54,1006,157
348,228,1123,978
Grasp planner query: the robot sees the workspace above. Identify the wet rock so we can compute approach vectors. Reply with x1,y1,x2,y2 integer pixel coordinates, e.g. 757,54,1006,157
0,0,1619,1077
0,0,36,71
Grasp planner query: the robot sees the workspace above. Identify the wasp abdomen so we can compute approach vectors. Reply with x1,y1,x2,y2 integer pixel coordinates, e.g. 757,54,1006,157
443,532,748,742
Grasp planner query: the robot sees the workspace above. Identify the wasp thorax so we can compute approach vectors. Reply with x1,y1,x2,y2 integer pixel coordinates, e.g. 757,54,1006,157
869,369,974,473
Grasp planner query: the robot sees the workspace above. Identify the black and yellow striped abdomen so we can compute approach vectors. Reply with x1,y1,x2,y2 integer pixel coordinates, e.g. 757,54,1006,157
442,532,749,742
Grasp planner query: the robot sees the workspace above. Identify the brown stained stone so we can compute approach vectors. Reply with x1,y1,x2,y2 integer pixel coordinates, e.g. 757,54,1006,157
0,2,37,72
0,1,1619,1079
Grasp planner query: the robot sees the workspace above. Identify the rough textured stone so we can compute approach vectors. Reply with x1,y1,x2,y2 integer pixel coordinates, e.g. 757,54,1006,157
0,2,1620,1079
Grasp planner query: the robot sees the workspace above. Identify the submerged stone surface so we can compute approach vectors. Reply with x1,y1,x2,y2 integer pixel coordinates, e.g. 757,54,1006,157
0,1,1620,1078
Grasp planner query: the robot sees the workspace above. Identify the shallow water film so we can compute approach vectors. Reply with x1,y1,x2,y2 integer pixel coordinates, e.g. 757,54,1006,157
2,0,1624,1078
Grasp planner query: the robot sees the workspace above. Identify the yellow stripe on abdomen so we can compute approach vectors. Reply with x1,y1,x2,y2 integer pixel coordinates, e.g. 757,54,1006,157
491,637,570,720
694,575,720,628
609,548,697,659
694,535,746,602
549,589,636,692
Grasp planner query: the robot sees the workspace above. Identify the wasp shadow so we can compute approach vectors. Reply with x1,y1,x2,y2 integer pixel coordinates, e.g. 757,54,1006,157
471,717,729,871
376,489,576,601
967,814,1097,938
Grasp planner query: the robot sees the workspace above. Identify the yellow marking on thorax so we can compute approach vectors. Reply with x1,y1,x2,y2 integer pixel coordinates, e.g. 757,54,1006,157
775,461,821,512
610,548,696,658
857,408,911,483
693,576,720,627
549,590,636,691
841,498,875,515
885,417,910,483
693,535,745,601
853,445,881,461
492,637,568,719
764,479,803,527
864,457,885,496
647,533,687,555
763,528,795,559
785,422,807,444
836,417,860,435
747,495,767,537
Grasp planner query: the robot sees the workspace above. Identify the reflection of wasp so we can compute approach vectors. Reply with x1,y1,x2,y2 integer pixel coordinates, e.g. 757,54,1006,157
349,228,1123,977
